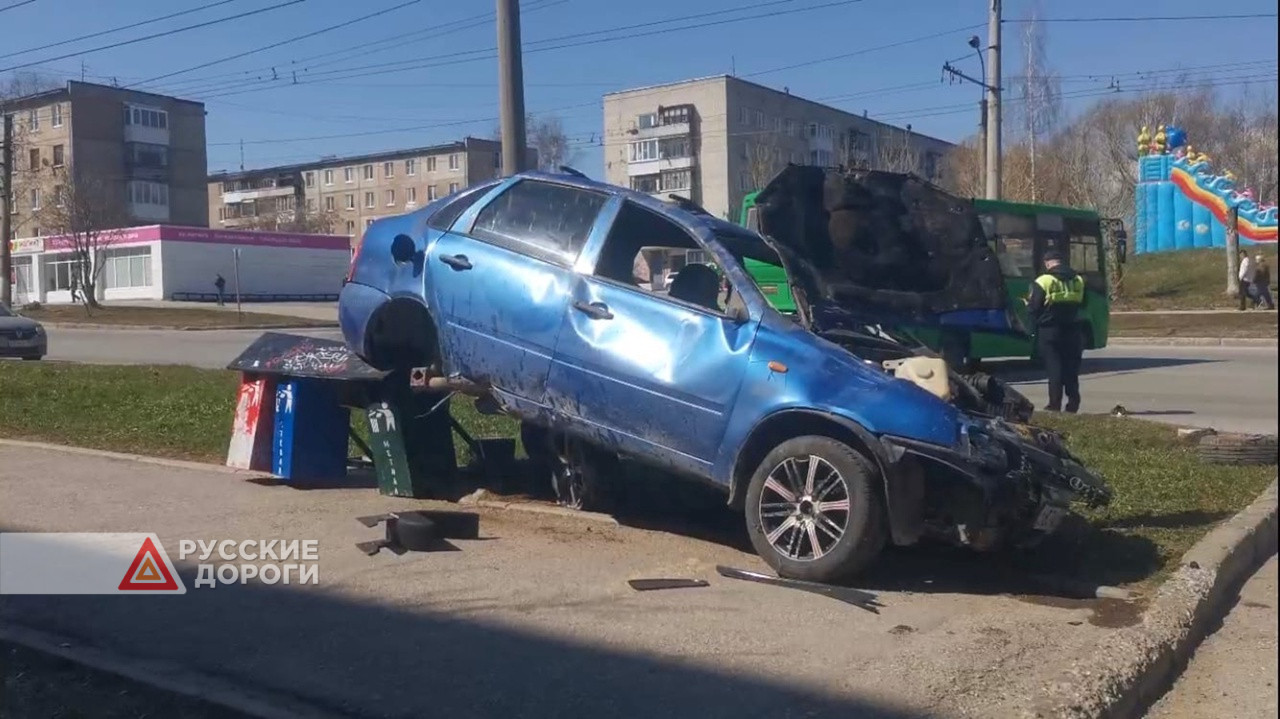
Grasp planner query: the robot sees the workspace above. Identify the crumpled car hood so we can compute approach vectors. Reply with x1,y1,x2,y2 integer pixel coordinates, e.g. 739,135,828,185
752,165,1015,331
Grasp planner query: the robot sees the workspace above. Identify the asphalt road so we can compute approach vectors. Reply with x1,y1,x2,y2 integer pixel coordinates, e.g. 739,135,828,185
39,327,1279,435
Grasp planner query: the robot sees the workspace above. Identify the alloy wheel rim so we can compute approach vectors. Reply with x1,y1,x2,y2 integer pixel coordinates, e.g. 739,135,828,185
758,455,851,561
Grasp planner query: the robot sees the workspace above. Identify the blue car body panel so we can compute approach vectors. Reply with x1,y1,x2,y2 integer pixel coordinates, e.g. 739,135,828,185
339,170,968,491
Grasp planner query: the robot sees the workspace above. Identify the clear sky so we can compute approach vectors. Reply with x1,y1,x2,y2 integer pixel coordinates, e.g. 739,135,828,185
4,0,1277,177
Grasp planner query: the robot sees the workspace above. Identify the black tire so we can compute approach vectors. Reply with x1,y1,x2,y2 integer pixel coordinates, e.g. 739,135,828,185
1198,434,1278,466
551,439,620,513
388,513,439,551
744,436,886,584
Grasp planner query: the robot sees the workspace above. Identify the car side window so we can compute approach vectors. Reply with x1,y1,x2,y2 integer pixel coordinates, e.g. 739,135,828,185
426,183,497,231
468,180,607,266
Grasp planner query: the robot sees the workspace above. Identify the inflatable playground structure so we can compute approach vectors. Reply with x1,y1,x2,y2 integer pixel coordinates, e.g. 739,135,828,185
1134,125,1277,254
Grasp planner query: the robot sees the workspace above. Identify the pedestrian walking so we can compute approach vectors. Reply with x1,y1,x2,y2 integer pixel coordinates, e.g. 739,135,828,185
1253,254,1275,310
1027,250,1087,413
214,274,227,306
1237,250,1256,311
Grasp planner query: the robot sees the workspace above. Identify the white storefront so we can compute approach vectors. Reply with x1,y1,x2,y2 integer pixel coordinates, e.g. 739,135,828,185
9,226,353,305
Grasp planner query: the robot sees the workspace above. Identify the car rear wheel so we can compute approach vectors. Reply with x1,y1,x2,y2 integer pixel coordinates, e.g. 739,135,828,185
744,436,885,584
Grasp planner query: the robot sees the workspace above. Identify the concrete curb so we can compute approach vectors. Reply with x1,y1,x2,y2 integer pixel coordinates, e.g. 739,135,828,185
1108,336,1276,347
42,322,336,332
0,623,346,719
470,498,620,525
0,438,262,477
1030,479,1279,719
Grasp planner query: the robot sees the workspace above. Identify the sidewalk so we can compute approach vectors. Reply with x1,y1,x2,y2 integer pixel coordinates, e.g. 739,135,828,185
0,444,1137,719
110,300,338,322
1145,556,1278,719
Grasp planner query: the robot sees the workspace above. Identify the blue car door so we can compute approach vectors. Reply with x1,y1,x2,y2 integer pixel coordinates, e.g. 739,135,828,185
426,178,612,407
546,200,760,472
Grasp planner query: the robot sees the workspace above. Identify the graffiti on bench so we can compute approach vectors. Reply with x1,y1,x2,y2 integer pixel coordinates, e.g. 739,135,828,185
227,332,388,381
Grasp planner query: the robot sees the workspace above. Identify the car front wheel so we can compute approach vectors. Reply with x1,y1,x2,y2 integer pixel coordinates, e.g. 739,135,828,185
744,436,885,584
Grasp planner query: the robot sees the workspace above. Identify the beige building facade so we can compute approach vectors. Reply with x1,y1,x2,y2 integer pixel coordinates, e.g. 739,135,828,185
207,137,534,246
3,80,209,240
603,75,954,221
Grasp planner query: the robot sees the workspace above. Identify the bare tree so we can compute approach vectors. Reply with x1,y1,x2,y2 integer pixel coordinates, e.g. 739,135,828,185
871,127,922,174
35,164,130,312
1011,5,1062,202
236,196,339,234
490,113,572,171
744,135,784,189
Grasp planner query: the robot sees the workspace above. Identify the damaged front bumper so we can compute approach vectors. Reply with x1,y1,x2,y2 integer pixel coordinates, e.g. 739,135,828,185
880,419,1111,550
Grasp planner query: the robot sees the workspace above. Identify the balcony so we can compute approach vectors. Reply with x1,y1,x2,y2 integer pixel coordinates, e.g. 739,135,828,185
223,185,297,204
632,121,691,139
626,155,695,177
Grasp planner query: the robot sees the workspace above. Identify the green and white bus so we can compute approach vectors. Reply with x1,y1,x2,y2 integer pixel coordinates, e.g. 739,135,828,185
739,191,1120,362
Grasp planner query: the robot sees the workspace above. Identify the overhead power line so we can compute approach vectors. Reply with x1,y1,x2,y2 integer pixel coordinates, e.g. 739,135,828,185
1011,12,1277,23
0,0,37,14
0,0,309,74
192,0,871,100
131,0,420,87
0,0,244,61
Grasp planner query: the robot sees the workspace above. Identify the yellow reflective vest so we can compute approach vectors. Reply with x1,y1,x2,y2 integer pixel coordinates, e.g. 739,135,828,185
1033,273,1085,306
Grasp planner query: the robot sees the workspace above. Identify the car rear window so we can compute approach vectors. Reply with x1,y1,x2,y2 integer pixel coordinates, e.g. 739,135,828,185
426,182,498,232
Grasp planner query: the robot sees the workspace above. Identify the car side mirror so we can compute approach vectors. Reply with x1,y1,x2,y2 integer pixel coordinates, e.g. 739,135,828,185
1117,238,1128,264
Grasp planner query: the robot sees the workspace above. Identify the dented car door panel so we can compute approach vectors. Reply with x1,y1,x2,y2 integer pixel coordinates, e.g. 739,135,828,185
426,179,611,404
547,276,759,469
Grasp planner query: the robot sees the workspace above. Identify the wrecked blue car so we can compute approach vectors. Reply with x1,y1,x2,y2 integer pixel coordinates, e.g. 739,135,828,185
339,169,1110,583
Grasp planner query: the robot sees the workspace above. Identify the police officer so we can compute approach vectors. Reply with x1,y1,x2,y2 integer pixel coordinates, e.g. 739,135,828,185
1027,250,1086,413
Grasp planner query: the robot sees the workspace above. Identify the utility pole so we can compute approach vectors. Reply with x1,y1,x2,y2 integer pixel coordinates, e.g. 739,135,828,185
943,35,992,196
496,0,528,176
985,0,1003,200
1,113,13,308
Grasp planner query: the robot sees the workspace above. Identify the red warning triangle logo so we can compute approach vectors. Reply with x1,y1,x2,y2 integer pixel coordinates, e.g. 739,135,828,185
118,537,180,591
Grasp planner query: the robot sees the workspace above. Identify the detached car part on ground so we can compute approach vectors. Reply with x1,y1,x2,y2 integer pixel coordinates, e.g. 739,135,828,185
338,167,1111,584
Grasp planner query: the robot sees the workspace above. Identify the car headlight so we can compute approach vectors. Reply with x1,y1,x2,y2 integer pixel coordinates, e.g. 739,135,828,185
34,325,46,335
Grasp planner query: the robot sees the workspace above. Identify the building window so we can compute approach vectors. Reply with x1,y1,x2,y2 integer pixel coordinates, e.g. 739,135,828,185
448,182,459,194
738,173,752,191
637,113,658,129
219,207,226,221
755,110,765,128
630,175,659,193
100,247,154,290
126,142,166,168
345,194,354,210
28,148,39,171
125,106,168,129
785,119,797,137
739,106,751,126
53,185,65,207
306,198,315,211
346,220,355,234
363,164,374,180
629,139,659,162
448,154,459,171
385,189,395,206
51,104,63,128
660,169,691,192
325,196,335,211
405,158,417,176
27,109,39,132
365,191,375,208
324,169,334,185
304,172,315,188
658,136,689,159
427,156,437,172
343,167,354,183
29,188,40,209
383,161,394,178
128,181,168,206
427,185,437,201
408,186,417,203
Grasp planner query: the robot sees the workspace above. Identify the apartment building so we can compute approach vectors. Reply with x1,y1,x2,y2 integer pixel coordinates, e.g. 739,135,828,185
603,75,955,221
207,137,534,246
2,80,209,238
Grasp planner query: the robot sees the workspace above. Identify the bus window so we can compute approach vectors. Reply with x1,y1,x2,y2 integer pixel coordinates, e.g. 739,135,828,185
1070,235,1101,274
995,236,1037,278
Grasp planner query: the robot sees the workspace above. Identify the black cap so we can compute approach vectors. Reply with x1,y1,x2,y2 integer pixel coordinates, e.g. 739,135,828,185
1043,250,1065,264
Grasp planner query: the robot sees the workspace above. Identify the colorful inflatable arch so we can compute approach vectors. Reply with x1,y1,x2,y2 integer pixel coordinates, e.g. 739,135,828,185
1133,125,1277,254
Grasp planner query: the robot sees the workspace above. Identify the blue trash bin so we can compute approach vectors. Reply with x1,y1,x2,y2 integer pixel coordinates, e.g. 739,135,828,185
272,378,349,483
